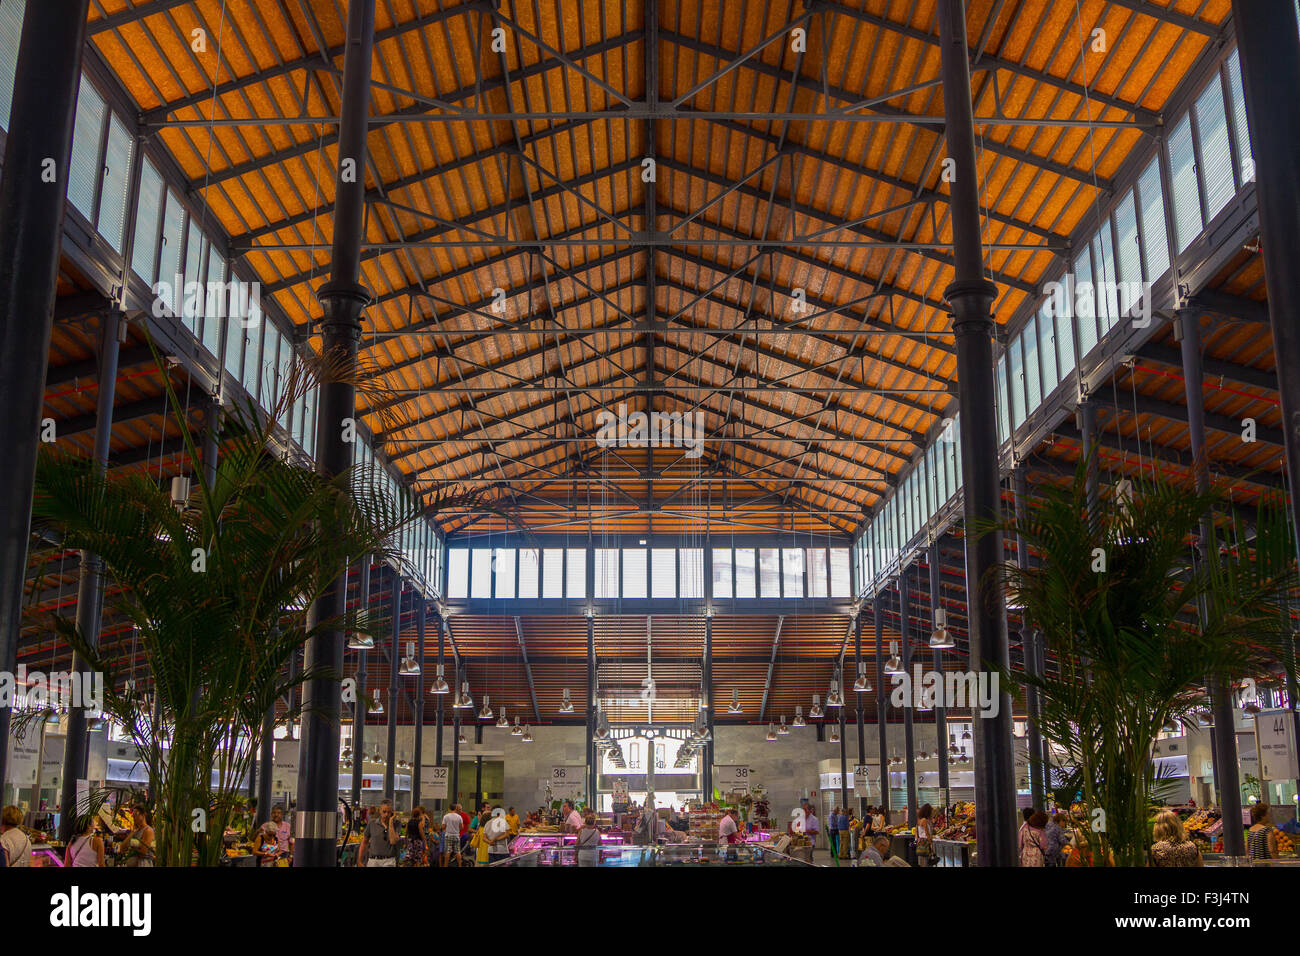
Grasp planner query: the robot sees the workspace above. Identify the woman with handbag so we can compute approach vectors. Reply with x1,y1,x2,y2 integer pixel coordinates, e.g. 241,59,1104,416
575,812,601,867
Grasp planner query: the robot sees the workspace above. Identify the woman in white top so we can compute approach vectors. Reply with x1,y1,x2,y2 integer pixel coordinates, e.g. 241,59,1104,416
1,805,32,867
64,817,105,868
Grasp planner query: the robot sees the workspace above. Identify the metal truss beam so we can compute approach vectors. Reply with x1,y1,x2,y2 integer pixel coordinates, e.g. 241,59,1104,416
758,616,785,722
513,617,541,723
89,0,194,35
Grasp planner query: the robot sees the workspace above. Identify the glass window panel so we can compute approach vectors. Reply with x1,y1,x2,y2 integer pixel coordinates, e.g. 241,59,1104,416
1074,244,1099,357
735,548,757,598
807,548,828,598
1037,306,1058,394
494,549,515,599
181,222,204,334
1226,50,1254,184
1008,336,1026,429
1113,189,1141,291
1137,157,1170,282
651,548,676,598
240,319,262,398
97,115,132,252
595,549,619,598
711,548,733,599
470,549,493,599
679,548,703,598
202,250,225,355
447,549,469,599
131,160,163,281
0,0,25,131
761,548,783,596
302,385,316,459
1094,226,1119,332
223,311,242,380
158,191,186,311
542,549,564,598
995,355,1010,444
518,548,539,599
622,548,647,598
566,549,587,599
1169,113,1202,252
1022,321,1042,415
782,549,805,598
1196,77,1234,222
830,548,850,597
69,77,106,222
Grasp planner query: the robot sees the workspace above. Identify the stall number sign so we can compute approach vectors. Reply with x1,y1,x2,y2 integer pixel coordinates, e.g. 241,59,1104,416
551,766,585,800
421,766,449,799
853,765,871,797
715,765,751,794
1255,709,1299,781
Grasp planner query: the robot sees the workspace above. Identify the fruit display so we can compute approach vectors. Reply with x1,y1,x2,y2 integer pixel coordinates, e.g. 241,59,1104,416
1276,829,1294,855
937,804,977,843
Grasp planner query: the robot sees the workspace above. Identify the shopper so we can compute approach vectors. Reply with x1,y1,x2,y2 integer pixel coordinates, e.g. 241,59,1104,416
471,807,493,866
860,835,885,866
252,822,284,867
1018,810,1047,867
0,805,31,867
406,807,428,866
915,804,935,866
576,811,602,867
803,804,820,858
1043,812,1070,867
875,835,910,867
505,807,520,836
270,804,291,858
122,807,155,868
484,809,512,864
441,805,465,867
836,807,851,861
563,800,583,834
827,806,840,860
872,806,885,833
1150,809,1203,867
358,799,400,867
1247,803,1278,861
64,815,105,868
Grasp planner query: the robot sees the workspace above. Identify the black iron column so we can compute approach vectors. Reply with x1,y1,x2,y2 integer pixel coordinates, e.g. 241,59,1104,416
1012,467,1044,810
854,614,867,816
1177,310,1246,857
938,0,1015,866
385,573,401,803
1233,0,1300,573
256,703,274,825
900,570,918,827
837,665,849,811
0,0,94,795
350,556,370,810
928,544,951,804
874,593,889,818
451,662,462,806
412,595,425,809
294,0,375,867
586,615,596,804
1078,399,1100,517
703,613,713,798
435,616,445,811
58,312,120,841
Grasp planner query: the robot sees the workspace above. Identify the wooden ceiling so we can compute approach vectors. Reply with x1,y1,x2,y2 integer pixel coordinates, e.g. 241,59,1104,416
81,0,1229,537
31,0,1293,726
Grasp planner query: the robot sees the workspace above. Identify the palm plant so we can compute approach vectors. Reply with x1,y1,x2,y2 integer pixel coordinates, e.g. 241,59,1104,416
992,461,1296,866
30,345,508,866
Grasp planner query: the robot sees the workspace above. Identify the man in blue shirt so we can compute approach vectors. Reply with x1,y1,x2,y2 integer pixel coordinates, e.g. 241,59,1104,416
836,808,850,861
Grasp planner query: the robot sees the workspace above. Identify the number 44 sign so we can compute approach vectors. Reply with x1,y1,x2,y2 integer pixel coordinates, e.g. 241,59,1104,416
1255,709,1299,781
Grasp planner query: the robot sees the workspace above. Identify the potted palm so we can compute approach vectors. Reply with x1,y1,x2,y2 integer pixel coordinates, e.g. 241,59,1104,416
30,346,502,866
992,461,1296,866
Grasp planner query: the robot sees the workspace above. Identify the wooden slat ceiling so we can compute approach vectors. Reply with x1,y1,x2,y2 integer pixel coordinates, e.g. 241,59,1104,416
79,0,1229,538
34,0,1293,728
